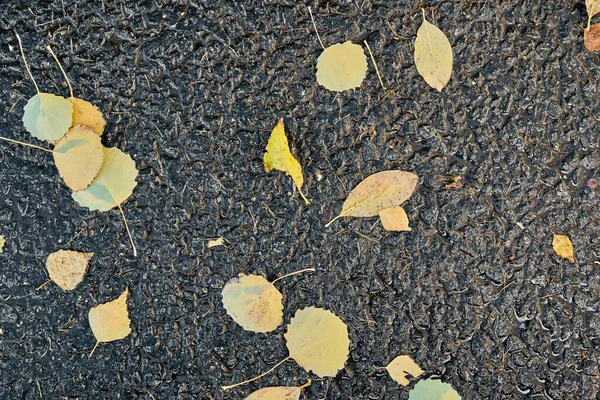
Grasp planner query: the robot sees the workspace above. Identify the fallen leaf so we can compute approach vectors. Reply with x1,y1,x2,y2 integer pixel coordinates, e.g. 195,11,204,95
70,98,106,135
552,233,574,262
584,23,600,51
22,93,73,142
414,10,453,91
0,234,5,253
53,125,104,191
285,307,350,377
587,0,600,28
316,41,368,92
327,170,418,227
245,379,311,400
45,249,93,291
264,119,309,204
88,288,131,357
409,378,461,400
379,206,411,232
385,355,424,386
72,147,138,211
208,236,224,248
222,274,283,332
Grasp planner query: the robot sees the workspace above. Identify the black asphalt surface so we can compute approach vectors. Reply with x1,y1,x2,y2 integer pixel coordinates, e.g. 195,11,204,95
1,1,599,399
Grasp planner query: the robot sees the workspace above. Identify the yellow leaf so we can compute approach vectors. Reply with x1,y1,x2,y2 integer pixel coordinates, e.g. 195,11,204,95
72,147,138,211
385,355,424,386
316,41,368,92
208,236,225,248
284,307,350,377
221,274,283,332
264,119,309,204
414,10,453,91
53,125,104,191
22,93,73,142
552,233,574,262
379,206,411,232
45,249,93,291
245,379,311,400
88,288,131,356
0,234,5,254
70,98,106,136
327,170,418,227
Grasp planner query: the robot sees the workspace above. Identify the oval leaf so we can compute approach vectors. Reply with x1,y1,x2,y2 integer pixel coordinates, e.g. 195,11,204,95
222,274,283,333
409,378,461,400
316,41,368,92
53,125,104,191
245,380,310,400
45,249,93,291
71,97,106,135
284,307,349,377
22,93,73,142
414,12,453,91
72,147,138,211
385,355,424,386
88,288,131,344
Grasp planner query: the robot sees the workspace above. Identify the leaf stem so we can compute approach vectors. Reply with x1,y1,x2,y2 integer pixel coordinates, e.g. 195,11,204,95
35,279,53,291
325,214,342,228
117,203,137,257
271,267,315,285
0,135,53,153
221,356,291,390
298,378,312,389
308,7,326,50
363,40,385,91
88,341,100,358
15,33,40,94
299,188,310,205
47,45,74,98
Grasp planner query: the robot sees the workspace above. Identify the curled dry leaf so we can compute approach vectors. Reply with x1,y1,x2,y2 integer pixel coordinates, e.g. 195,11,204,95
584,23,600,51
221,274,283,332
552,233,574,262
264,119,309,204
285,307,350,377
88,288,131,356
379,206,411,232
208,236,225,248
409,378,461,400
316,41,368,92
414,11,453,91
45,249,93,291
72,147,138,211
70,98,106,135
327,170,418,227
245,379,311,400
385,355,424,386
53,125,104,191
22,93,73,142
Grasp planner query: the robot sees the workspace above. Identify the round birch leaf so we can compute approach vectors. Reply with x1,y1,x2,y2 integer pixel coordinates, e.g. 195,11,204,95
70,97,106,135
53,125,104,191
22,93,73,142
316,41,368,92
72,147,138,211
88,288,131,344
284,307,350,377
45,249,93,291
409,378,461,400
221,274,283,333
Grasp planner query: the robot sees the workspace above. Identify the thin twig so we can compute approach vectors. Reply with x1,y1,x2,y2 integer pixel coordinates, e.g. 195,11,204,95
0,136,53,153
363,40,385,90
271,267,315,285
308,7,326,50
47,45,74,98
221,356,291,390
36,279,53,291
15,33,40,93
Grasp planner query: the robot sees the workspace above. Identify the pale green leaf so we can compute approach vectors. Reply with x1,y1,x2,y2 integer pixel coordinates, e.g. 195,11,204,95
409,378,461,400
22,93,73,142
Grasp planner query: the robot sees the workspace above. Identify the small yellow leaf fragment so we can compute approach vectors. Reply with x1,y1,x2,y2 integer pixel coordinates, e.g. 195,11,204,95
285,307,350,377
552,234,574,262
221,274,283,332
45,249,93,291
379,206,411,232
0,234,5,253
385,355,424,386
264,119,309,204
208,236,225,248
414,11,453,91
245,379,311,400
53,125,104,191
316,41,368,92
70,98,106,136
88,288,131,356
